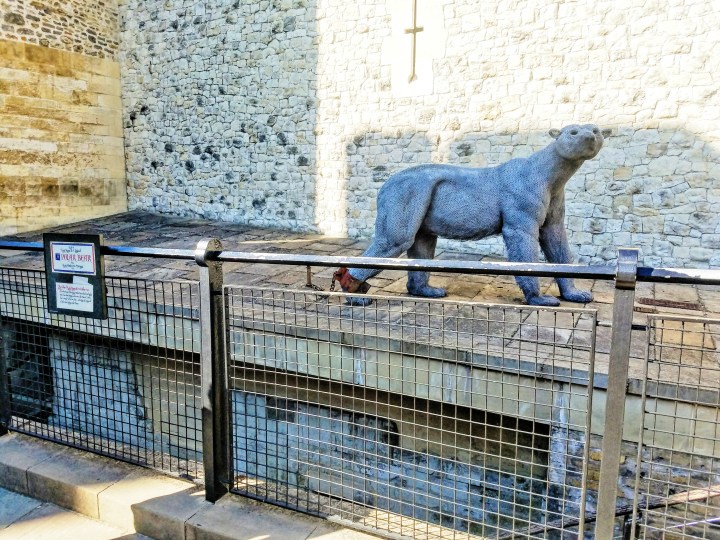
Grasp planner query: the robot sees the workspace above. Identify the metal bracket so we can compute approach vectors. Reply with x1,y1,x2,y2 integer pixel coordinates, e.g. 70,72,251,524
305,265,324,291
195,238,223,267
615,248,639,290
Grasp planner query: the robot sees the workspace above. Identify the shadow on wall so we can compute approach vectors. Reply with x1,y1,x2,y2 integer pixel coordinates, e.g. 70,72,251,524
344,127,720,268
120,0,318,232
345,131,434,238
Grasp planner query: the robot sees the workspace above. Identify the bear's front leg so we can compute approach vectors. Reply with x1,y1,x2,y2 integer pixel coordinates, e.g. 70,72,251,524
516,276,562,307
556,278,593,303
503,226,561,306
539,223,593,304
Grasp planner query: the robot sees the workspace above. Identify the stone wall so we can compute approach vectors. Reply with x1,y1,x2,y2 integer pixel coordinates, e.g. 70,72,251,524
0,0,126,235
0,0,119,58
233,391,720,537
118,0,318,231
119,0,720,267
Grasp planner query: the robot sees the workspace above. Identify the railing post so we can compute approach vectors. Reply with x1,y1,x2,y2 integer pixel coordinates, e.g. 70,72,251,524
595,248,639,538
0,329,10,436
196,239,230,502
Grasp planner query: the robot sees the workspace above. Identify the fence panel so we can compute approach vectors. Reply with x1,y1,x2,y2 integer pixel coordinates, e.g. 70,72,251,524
633,315,720,539
0,266,204,480
226,286,597,539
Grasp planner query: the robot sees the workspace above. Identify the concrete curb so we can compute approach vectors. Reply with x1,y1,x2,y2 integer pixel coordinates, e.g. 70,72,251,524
0,433,381,540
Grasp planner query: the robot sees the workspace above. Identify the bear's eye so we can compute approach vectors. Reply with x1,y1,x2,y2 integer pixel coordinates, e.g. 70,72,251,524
570,130,578,136
593,128,599,134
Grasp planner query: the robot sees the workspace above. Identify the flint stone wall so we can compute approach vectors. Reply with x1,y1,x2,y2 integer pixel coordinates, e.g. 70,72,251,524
118,0,720,267
0,0,119,58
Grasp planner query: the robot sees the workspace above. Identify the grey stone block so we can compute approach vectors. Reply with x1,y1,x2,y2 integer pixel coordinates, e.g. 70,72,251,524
98,470,198,532
186,494,320,540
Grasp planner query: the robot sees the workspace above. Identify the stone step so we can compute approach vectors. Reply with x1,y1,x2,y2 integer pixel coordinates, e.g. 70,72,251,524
0,432,381,540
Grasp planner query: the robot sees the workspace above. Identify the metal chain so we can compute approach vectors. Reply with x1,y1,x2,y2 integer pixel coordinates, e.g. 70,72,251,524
304,265,325,292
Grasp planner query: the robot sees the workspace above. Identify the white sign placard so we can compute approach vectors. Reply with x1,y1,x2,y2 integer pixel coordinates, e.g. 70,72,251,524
50,242,96,275
56,282,94,312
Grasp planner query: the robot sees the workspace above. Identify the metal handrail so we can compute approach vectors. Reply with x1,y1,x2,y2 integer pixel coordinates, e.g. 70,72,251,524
2,239,720,284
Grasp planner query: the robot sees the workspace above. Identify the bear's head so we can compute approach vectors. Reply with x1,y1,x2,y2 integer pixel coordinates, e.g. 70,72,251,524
549,124,611,161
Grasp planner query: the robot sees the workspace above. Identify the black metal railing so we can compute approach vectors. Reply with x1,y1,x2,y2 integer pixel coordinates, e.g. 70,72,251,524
1,237,720,539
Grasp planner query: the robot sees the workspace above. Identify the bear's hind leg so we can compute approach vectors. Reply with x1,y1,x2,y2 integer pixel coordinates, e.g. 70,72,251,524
406,233,447,298
344,238,412,306
345,177,436,305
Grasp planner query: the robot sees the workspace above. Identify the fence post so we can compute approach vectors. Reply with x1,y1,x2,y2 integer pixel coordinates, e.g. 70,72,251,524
595,248,639,538
0,330,10,436
196,239,230,502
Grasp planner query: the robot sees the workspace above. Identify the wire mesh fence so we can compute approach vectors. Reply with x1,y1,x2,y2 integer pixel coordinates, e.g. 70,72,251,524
2,244,720,539
0,266,204,480
633,315,720,539
226,286,598,539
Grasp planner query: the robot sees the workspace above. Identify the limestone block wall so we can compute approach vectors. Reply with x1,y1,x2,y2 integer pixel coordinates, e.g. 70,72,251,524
119,0,719,267
0,1,126,235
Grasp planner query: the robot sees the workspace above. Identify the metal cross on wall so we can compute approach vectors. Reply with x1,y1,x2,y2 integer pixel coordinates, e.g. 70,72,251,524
404,0,424,82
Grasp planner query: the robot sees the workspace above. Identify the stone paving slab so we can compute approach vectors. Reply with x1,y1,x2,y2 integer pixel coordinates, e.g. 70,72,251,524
0,432,385,540
0,488,42,528
0,487,144,540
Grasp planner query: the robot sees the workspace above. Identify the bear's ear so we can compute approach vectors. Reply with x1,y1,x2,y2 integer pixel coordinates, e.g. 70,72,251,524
548,128,561,139
601,128,612,138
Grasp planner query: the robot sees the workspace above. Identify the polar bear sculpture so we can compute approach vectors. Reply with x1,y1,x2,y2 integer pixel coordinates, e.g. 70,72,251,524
334,124,611,306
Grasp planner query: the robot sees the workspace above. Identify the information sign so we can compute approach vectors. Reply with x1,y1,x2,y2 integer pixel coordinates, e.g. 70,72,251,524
44,233,108,319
